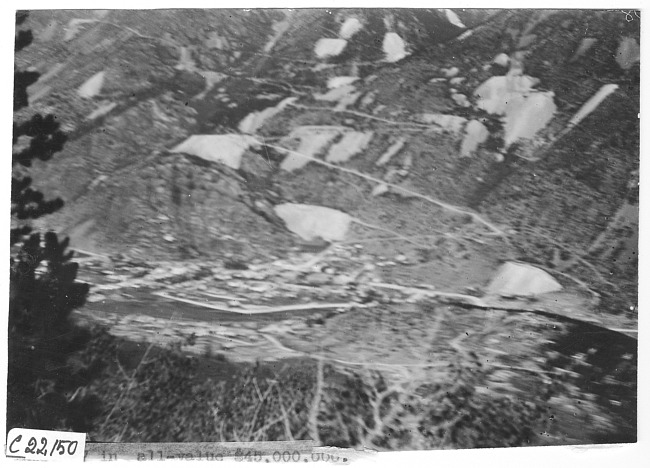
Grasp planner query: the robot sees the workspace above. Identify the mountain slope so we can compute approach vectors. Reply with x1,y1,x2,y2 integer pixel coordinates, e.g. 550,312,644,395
19,8,638,311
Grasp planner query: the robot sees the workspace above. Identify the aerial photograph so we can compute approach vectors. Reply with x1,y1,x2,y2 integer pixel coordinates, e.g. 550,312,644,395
8,8,639,451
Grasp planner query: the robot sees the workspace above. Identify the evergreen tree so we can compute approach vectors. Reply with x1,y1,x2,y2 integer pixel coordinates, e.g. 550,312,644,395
8,11,101,432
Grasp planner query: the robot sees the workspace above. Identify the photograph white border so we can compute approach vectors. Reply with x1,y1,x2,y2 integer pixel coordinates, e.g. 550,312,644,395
1,2,645,466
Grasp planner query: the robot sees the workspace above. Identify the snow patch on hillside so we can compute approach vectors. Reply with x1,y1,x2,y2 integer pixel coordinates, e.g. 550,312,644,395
328,76,359,89
64,18,96,41
475,74,556,147
376,139,406,166
443,9,466,29
171,135,259,169
275,204,351,241
570,38,597,62
503,92,556,147
315,83,361,109
383,33,408,62
78,71,105,98
86,101,117,120
340,18,362,39
486,262,562,296
475,75,540,114
315,38,348,58
615,37,640,70
239,97,297,134
326,132,373,163
264,12,293,53
460,120,489,156
280,126,343,171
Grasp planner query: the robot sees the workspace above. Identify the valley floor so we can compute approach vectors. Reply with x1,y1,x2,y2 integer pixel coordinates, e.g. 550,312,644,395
72,243,637,447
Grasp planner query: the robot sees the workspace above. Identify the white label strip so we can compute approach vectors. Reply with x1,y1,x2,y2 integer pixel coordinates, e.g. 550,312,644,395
5,428,86,461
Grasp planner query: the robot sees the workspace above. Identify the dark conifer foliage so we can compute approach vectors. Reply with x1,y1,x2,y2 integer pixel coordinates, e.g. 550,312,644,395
8,12,102,433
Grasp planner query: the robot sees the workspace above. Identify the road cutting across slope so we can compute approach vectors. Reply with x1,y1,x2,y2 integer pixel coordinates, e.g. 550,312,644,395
255,138,507,237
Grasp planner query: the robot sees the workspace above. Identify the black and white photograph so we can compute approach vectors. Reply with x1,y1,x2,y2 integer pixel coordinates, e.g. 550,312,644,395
6,3,642,459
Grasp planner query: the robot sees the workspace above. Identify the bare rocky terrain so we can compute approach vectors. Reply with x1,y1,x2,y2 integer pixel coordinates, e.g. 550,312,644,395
14,9,639,447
